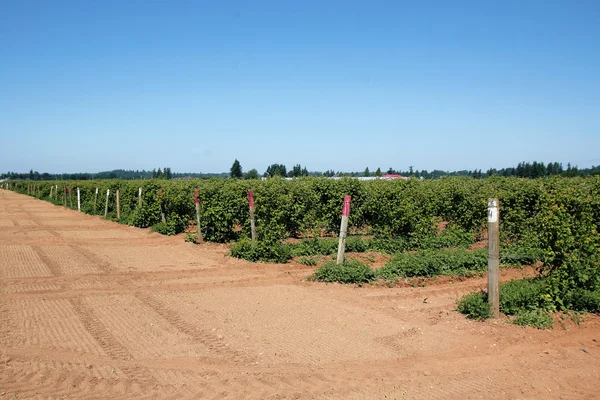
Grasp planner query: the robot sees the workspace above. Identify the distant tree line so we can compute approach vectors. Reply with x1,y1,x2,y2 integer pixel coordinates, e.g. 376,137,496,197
3,161,600,181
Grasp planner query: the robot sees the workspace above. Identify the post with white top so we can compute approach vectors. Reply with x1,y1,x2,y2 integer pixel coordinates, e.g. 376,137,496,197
93,188,99,213
77,187,81,211
104,189,110,218
487,198,500,318
138,187,142,207
336,195,351,265
194,189,203,243
248,190,257,242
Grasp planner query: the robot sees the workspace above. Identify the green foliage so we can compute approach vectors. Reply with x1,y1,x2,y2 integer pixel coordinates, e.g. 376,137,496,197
563,289,600,313
512,309,554,329
312,260,375,284
377,248,488,279
297,256,317,266
229,239,292,263
457,292,492,320
499,278,548,315
184,232,198,243
500,243,544,266
230,159,243,179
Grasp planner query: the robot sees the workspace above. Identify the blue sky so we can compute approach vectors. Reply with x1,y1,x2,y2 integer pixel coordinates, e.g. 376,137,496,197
1,0,599,174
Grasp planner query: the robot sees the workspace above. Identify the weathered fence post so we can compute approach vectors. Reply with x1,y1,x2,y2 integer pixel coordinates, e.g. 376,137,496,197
194,189,203,243
77,187,81,211
488,198,500,318
63,186,67,208
336,195,351,265
138,187,142,207
93,188,99,213
104,189,110,217
248,190,257,242
50,185,53,199
116,189,120,220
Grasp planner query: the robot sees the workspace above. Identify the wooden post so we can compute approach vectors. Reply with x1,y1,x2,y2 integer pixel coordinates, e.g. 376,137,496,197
248,190,257,242
77,187,81,211
50,185,53,198
336,195,351,265
138,187,142,207
487,198,500,318
158,189,166,223
68,187,73,208
194,189,203,243
116,189,120,220
104,189,110,217
93,188,99,213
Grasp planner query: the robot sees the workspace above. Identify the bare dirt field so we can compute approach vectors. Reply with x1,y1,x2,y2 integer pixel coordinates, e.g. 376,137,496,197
1,190,599,399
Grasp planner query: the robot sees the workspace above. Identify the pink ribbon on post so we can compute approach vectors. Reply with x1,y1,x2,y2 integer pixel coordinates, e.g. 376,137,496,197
342,195,351,217
247,190,255,207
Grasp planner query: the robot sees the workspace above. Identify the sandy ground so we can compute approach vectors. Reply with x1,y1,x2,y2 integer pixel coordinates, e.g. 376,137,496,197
0,189,599,399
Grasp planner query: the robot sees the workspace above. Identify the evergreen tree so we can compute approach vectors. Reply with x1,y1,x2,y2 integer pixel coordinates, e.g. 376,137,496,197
375,167,382,177
363,167,370,177
230,159,243,179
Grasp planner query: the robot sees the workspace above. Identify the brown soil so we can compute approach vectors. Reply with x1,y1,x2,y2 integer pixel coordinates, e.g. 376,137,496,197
0,189,599,399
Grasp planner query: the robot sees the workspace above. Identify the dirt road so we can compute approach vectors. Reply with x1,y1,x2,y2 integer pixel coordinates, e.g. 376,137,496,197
0,190,598,399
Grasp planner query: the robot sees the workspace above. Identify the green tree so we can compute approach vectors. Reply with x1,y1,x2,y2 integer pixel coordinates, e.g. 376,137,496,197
363,167,370,177
230,159,243,179
244,168,259,179
265,164,287,177
375,167,382,177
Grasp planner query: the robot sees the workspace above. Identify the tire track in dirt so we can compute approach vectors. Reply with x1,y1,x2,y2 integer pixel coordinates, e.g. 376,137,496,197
135,292,252,364
69,245,116,274
69,296,157,384
31,245,63,276
69,297,132,361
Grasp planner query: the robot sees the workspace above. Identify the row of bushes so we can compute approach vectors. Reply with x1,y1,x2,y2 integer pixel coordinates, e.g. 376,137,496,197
309,244,544,284
457,278,600,329
230,227,475,263
9,176,600,247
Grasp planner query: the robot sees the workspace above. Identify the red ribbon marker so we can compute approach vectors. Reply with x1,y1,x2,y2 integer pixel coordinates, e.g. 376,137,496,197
342,195,351,217
248,190,254,207
194,189,199,205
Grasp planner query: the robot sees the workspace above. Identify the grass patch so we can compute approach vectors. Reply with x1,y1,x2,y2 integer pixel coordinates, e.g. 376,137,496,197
377,248,488,279
229,239,292,263
512,309,554,329
311,260,375,285
456,291,492,320
297,256,318,266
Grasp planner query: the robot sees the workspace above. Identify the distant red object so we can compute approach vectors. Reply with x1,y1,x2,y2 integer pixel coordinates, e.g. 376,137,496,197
381,174,405,180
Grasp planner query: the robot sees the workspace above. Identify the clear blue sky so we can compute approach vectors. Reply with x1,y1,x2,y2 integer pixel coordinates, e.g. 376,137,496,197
1,0,599,174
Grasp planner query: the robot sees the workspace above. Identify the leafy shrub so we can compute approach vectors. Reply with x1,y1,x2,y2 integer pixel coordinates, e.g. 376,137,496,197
512,309,554,329
229,239,292,263
457,292,492,320
377,248,487,279
312,260,375,284
297,256,317,266
184,232,198,243
500,243,544,266
564,289,600,313
499,278,547,315
367,237,411,254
